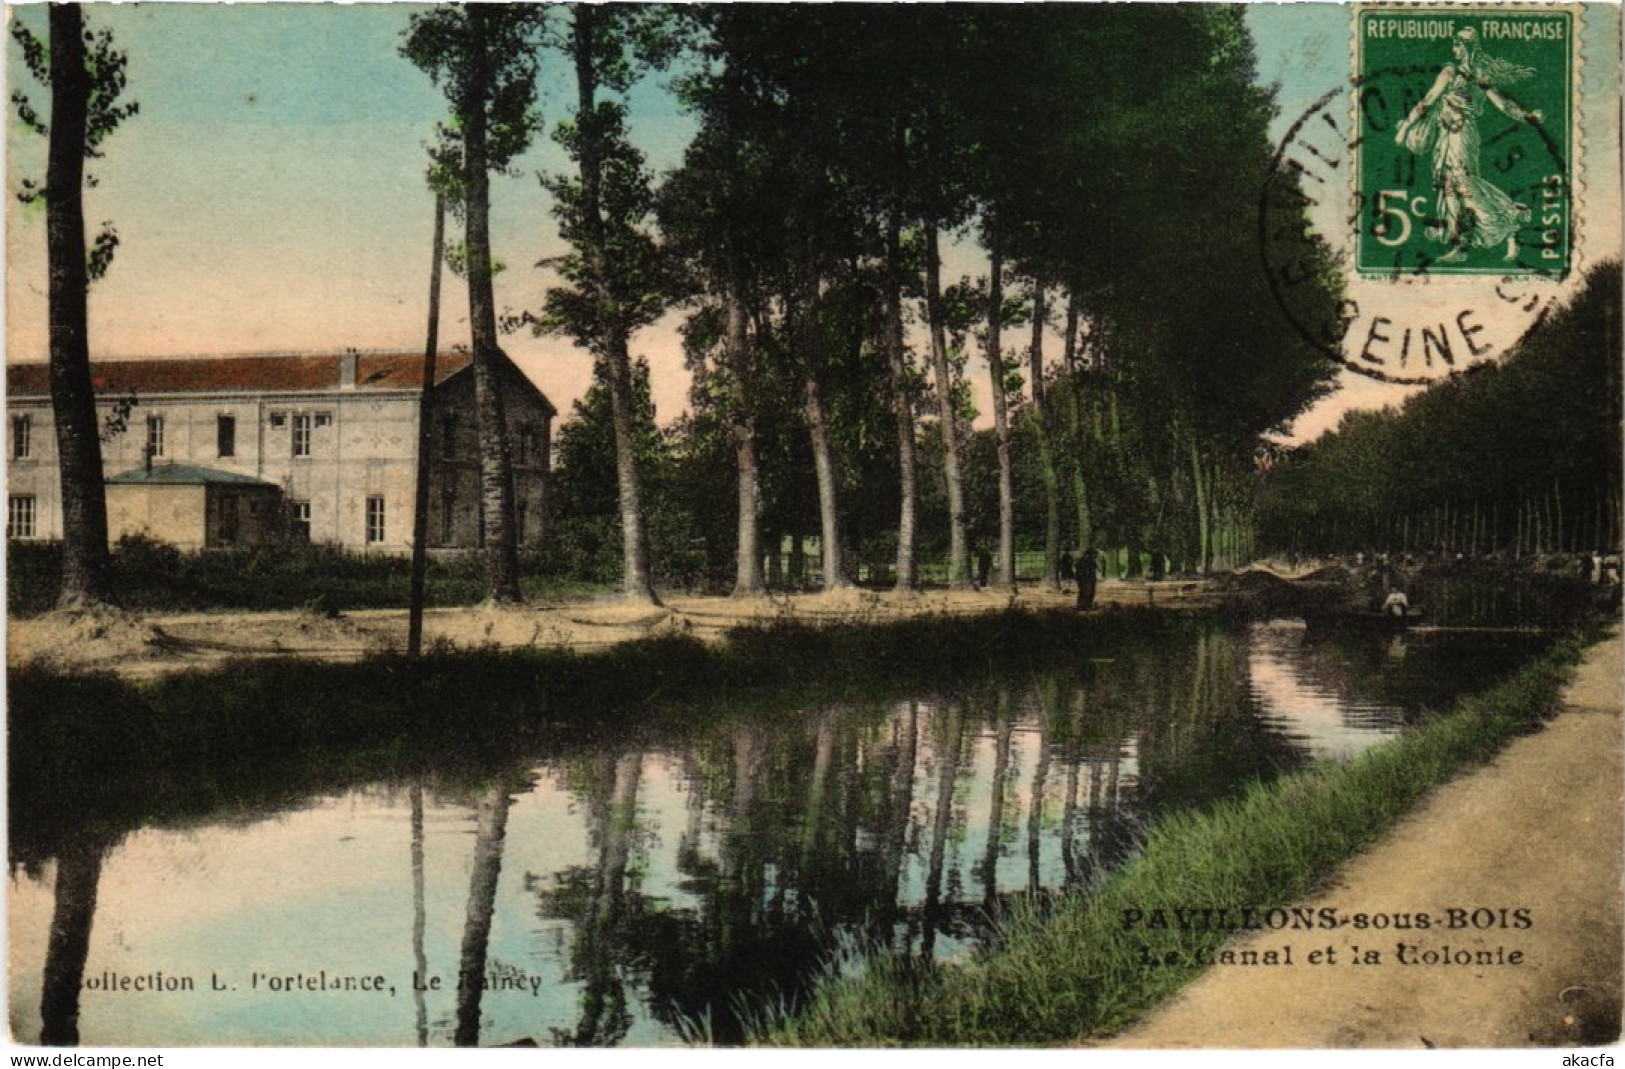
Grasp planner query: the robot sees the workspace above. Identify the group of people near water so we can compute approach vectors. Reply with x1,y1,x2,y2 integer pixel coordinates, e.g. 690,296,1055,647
1348,546,1624,618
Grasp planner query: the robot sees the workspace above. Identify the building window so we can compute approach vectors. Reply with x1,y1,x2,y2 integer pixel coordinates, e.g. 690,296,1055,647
7,495,35,539
11,415,31,459
217,415,236,458
366,496,386,545
441,415,457,461
217,495,239,544
315,412,333,428
290,501,311,542
517,501,528,542
518,425,539,466
292,413,312,458
269,411,287,428
146,415,165,458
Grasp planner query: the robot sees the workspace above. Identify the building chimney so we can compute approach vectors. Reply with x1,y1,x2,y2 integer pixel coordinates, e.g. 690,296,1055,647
340,349,358,390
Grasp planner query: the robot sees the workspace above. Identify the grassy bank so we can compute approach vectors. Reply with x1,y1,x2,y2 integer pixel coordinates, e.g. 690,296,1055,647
760,629,1598,1046
9,606,1197,863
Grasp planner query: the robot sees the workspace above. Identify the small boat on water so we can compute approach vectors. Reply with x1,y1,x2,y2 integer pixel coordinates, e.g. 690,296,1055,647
1302,607,1425,632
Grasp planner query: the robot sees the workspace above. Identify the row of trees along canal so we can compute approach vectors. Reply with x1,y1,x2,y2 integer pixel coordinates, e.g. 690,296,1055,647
1258,262,1622,559
17,5,1342,614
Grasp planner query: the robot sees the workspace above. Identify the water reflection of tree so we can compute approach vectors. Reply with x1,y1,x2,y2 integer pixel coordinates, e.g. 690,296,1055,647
532,709,936,1044
534,748,691,1043
919,701,968,958
410,783,429,1047
877,702,920,944
39,835,108,1046
1131,625,1303,816
974,693,1015,910
524,621,1325,1044
1026,681,1056,894
454,778,519,1047
533,750,645,1046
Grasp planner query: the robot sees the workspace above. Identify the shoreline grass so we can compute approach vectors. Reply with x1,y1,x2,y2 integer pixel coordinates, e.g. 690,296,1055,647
6,537,613,617
758,628,1601,1047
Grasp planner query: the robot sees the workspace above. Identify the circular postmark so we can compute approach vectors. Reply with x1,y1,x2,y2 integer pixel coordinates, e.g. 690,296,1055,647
1261,43,1577,386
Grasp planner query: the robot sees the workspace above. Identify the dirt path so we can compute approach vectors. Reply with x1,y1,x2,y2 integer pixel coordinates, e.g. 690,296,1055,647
1107,631,1623,1049
5,580,1219,680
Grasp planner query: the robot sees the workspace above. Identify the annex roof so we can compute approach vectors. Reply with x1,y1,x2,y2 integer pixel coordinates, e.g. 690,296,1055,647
6,350,477,398
108,463,279,487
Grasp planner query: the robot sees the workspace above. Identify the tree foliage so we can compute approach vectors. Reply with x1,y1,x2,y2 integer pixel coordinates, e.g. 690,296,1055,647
536,4,1346,586
1259,262,1623,557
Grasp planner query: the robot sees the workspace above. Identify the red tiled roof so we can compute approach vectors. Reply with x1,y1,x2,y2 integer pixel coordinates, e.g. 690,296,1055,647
6,351,476,398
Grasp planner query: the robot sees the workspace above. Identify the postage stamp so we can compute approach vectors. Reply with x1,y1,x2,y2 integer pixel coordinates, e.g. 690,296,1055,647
1262,3,1586,385
1354,6,1575,277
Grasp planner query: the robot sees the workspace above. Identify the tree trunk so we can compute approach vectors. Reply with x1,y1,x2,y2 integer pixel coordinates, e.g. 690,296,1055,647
408,195,446,656
727,278,764,597
1029,285,1061,591
803,367,849,591
1062,291,1080,374
766,531,784,588
571,9,657,604
1062,292,1092,551
605,336,658,601
1554,479,1565,552
986,227,1016,591
885,209,917,591
1073,466,1092,555
465,7,522,603
925,224,971,588
46,5,113,609
454,782,512,1047
1189,436,1212,576
789,532,806,584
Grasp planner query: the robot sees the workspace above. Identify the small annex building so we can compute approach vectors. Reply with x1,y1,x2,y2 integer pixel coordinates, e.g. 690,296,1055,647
5,349,555,553
106,463,283,550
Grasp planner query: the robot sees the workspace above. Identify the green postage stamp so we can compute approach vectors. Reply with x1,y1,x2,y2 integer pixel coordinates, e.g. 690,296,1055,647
1355,6,1575,276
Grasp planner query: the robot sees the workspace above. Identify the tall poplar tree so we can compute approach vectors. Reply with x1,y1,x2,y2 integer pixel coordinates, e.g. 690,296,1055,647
536,6,676,604
11,5,138,608
403,6,545,604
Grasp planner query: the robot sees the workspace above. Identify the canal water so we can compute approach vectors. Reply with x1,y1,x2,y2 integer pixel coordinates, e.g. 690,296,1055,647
7,611,1571,1046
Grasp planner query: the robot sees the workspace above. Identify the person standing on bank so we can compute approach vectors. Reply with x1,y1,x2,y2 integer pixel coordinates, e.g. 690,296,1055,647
1076,546,1100,610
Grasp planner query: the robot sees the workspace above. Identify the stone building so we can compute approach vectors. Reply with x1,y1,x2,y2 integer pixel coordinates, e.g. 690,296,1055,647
5,350,554,553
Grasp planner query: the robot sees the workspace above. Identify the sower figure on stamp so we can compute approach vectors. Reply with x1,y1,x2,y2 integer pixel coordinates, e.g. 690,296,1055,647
1394,28,1543,263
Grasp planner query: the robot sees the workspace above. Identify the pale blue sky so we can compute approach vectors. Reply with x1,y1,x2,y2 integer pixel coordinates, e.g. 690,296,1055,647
5,3,1620,439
